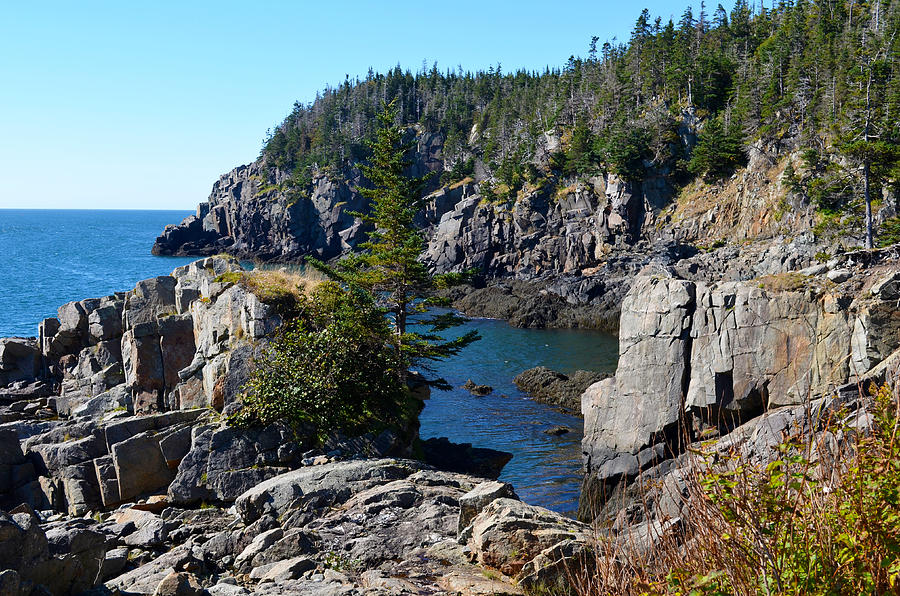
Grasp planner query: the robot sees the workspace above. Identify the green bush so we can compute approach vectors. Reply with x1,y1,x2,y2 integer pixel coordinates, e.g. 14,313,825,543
878,216,900,248
687,117,745,182
662,384,900,595
230,281,407,435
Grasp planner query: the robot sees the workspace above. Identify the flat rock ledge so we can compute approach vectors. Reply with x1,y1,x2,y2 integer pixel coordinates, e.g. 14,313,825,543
513,366,608,413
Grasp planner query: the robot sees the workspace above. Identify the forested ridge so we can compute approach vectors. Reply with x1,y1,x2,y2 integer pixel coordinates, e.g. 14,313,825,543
262,0,900,244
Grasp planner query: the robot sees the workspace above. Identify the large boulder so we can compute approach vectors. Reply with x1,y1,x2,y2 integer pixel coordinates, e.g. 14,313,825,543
0,509,106,596
465,498,593,587
233,459,429,523
168,422,313,505
0,338,42,386
112,432,175,502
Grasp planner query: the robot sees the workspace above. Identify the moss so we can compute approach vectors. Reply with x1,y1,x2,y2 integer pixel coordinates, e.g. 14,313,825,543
214,271,243,285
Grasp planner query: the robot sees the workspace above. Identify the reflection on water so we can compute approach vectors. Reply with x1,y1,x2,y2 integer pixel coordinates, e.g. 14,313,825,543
418,316,619,518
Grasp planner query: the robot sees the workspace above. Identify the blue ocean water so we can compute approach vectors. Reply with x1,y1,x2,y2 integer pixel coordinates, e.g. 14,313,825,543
0,208,619,516
0,209,195,337
420,319,618,517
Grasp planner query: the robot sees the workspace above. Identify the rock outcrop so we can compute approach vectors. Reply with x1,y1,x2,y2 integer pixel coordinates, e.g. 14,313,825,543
514,366,609,413
580,246,900,521
14,256,279,421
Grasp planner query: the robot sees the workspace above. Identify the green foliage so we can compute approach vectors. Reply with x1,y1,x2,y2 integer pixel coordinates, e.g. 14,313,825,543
668,384,900,595
230,282,407,434
433,268,480,289
313,101,479,385
688,117,745,181
255,0,900,210
596,125,651,182
781,162,800,194
564,121,599,176
440,157,475,186
878,216,900,248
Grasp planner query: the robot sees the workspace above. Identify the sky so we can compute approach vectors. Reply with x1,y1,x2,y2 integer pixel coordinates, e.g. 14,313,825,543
0,0,686,210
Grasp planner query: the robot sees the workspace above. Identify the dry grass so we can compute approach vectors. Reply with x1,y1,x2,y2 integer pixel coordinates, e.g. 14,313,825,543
216,267,328,311
755,272,817,293
450,176,475,190
563,384,900,596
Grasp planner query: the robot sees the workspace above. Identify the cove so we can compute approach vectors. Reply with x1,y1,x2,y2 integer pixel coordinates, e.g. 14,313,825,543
418,315,619,517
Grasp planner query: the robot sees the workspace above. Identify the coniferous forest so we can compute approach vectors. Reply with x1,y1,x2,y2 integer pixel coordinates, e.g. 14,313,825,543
262,0,900,246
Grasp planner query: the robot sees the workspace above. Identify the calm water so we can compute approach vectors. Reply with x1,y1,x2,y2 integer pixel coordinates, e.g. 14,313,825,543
420,319,618,517
0,209,620,516
0,210,195,337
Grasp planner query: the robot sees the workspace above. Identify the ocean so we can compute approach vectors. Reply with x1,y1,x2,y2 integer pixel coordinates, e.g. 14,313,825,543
0,209,195,337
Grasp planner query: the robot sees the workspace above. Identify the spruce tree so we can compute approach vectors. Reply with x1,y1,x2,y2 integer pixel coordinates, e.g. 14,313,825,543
314,99,478,386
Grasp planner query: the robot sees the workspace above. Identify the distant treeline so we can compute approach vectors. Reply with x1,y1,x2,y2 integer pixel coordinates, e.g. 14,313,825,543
262,0,900,215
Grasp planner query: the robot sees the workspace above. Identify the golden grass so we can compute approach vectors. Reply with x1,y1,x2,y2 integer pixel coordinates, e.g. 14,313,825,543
215,267,327,308
450,176,475,190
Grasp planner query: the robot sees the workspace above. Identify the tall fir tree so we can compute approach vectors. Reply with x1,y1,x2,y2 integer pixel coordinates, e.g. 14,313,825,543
313,99,478,386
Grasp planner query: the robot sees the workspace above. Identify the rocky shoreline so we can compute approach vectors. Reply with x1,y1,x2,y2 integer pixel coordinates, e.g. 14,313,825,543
3,244,900,593
0,256,599,595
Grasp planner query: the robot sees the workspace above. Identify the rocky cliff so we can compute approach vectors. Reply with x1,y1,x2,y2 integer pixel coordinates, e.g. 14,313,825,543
153,124,868,337
580,245,900,522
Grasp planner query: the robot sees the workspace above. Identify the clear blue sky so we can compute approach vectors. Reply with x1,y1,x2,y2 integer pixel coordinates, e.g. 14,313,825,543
0,0,685,210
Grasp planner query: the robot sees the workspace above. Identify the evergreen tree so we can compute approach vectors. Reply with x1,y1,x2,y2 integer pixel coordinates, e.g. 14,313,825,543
688,116,745,180
315,100,479,386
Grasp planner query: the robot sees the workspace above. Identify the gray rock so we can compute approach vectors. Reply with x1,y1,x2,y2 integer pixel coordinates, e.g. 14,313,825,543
234,458,428,523
152,571,205,596
421,437,512,480
513,366,608,412
88,303,124,343
158,425,193,469
826,268,852,283
259,556,316,582
168,422,312,505
457,481,518,536
234,527,283,571
466,497,592,580
112,432,174,502
100,546,129,579
29,433,107,474
0,569,21,596
0,338,42,386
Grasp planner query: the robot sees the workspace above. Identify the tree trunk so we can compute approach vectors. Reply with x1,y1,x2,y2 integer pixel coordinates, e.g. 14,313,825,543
865,159,873,249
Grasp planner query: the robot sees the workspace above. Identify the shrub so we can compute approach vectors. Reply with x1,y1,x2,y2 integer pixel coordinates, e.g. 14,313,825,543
229,281,408,435
568,384,900,596
878,216,900,248
687,117,745,181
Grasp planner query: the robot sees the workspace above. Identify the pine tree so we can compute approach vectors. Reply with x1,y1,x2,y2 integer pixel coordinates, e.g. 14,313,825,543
688,116,745,180
313,100,479,386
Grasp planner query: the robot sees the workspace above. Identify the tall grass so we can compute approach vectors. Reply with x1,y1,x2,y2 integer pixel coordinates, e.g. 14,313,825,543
566,384,900,596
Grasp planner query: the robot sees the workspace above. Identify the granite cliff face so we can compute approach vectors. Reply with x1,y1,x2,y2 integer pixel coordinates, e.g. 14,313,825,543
153,127,676,276
580,245,900,521
152,162,368,261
